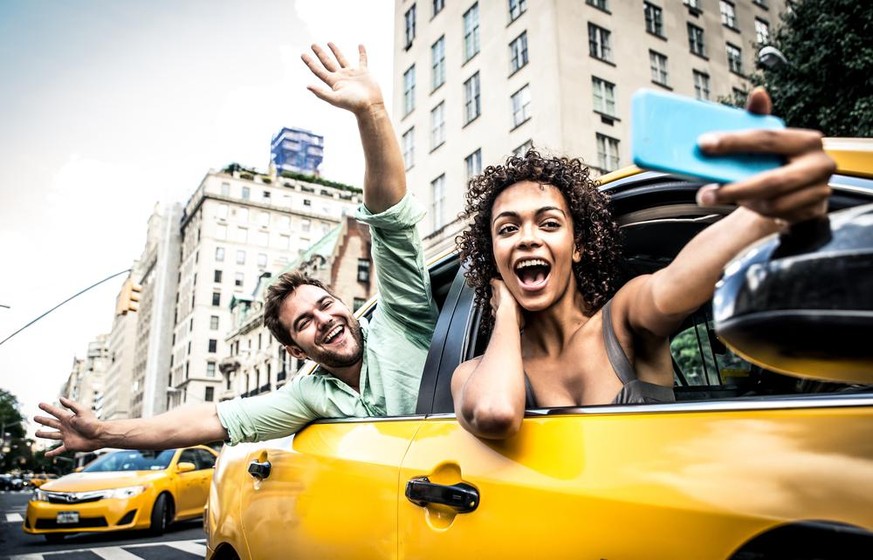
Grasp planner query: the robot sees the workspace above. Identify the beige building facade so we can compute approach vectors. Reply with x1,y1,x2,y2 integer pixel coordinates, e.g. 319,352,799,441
61,334,110,418
394,0,786,253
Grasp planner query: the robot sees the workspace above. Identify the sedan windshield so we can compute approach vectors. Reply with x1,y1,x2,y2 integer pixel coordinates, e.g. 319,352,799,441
82,450,176,472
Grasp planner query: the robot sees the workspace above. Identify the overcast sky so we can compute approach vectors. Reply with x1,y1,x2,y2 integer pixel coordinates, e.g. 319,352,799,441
0,0,394,441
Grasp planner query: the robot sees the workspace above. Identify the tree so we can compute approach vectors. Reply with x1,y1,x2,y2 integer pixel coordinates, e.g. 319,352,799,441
747,0,873,136
0,389,27,472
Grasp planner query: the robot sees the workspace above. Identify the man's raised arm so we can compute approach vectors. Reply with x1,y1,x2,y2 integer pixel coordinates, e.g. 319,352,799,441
302,43,405,213
35,397,227,458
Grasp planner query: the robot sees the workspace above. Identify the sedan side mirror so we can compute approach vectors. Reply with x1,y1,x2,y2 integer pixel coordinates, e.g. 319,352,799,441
714,203,873,384
177,461,197,473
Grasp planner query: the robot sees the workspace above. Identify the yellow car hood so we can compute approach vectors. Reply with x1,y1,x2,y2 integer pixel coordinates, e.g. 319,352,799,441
42,471,162,492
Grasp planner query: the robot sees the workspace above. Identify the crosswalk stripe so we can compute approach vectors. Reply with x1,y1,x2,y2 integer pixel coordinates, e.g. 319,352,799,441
92,547,143,559
6,512,23,522
166,540,207,555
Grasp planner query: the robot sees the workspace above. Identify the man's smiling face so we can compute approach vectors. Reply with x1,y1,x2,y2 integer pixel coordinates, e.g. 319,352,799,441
279,284,364,370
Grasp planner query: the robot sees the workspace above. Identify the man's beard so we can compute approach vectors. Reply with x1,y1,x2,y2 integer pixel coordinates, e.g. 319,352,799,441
310,318,365,369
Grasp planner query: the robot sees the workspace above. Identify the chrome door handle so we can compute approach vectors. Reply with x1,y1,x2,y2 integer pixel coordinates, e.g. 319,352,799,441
247,460,271,479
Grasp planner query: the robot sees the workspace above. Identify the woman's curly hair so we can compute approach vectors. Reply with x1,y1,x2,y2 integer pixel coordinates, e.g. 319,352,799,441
456,148,623,333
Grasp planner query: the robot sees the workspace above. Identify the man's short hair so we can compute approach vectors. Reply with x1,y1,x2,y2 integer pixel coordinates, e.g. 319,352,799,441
263,271,335,347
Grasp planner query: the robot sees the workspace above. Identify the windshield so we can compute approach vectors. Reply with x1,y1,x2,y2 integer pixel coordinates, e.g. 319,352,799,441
82,450,176,472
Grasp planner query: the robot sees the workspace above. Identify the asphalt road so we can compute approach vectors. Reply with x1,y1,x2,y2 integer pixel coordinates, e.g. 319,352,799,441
1,490,207,559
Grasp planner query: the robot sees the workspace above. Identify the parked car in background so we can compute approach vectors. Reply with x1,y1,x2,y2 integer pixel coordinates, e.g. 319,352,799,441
27,473,59,489
205,140,873,560
24,445,218,542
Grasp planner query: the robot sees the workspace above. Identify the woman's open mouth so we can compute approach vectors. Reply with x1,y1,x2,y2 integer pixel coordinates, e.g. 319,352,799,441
514,258,551,291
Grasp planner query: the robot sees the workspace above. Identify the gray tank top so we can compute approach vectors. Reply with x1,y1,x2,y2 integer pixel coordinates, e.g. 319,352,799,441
524,299,676,408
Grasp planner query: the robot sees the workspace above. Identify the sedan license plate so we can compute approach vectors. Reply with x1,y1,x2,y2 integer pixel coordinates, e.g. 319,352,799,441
56,511,79,524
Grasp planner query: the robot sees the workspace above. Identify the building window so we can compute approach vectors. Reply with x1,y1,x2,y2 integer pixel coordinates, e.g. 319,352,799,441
644,2,664,37
212,292,221,306
236,250,246,264
256,230,269,247
591,76,616,117
433,0,444,16
303,198,311,207
301,219,311,233
213,270,222,283
220,182,230,196
755,18,770,45
215,247,225,262
688,23,706,57
257,253,268,268
588,23,612,62
205,387,215,401
357,259,371,283
693,70,711,100
403,65,416,116
215,224,227,240
237,207,249,222
511,85,532,128
752,0,768,7
402,127,415,169
513,139,533,157
463,3,480,62
684,0,701,9
235,227,248,243
587,0,608,11
404,4,416,49
210,315,219,330
431,102,446,150
596,133,620,172
431,174,446,230
216,204,228,219
720,0,737,29
206,362,216,377
464,72,481,124
431,36,446,90
235,272,244,287
465,148,483,179
649,50,669,86
208,339,217,353
240,186,250,200
509,31,529,74
726,42,743,74
508,0,526,21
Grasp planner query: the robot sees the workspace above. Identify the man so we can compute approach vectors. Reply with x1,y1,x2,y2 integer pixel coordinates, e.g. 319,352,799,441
35,43,438,456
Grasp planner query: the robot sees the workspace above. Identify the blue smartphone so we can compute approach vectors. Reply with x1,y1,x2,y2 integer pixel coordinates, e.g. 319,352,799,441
630,89,786,184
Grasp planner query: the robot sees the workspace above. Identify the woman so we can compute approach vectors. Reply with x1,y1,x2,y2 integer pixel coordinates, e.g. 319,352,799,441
451,88,835,440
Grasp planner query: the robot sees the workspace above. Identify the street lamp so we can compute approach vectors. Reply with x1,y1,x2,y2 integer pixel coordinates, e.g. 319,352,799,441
757,46,789,70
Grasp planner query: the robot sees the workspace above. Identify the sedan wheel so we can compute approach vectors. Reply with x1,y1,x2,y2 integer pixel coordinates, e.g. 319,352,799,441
149,493,173,535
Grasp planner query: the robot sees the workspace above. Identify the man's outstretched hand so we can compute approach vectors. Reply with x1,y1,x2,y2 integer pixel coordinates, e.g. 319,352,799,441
301,42,384,116
35,397,103,458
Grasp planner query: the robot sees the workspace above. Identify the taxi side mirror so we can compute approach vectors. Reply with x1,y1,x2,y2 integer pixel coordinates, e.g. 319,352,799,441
177,462,197,473
714,203,873,384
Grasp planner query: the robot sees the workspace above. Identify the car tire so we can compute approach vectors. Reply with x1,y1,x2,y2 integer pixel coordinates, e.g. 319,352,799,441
149,493,173,535
44,534,64,543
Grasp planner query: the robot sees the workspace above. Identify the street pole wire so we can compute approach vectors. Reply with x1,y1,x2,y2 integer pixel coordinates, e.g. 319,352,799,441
0,268,132,348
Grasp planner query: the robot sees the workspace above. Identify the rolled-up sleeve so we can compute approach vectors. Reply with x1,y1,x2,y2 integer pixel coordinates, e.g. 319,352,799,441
216,380,315,445
356,194,438,348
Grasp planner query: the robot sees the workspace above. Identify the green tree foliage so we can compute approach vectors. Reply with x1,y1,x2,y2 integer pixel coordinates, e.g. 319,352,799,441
0,389,28,472
749,0,873,136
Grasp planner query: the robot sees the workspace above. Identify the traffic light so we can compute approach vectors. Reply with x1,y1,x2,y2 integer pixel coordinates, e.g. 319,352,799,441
128,281,142,313
115,279,143,316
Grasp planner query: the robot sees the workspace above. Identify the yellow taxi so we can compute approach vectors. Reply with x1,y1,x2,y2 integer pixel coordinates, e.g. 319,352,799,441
206,141,873,559
24,445,218,543
27,473,58,489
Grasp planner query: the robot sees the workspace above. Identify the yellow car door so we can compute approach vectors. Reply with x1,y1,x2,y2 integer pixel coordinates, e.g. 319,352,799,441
175,448,211,518
398,407,873,560
236,418,423,560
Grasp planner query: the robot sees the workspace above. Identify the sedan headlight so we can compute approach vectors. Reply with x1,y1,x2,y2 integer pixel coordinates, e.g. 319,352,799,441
108,485,146,499
32,489,49,502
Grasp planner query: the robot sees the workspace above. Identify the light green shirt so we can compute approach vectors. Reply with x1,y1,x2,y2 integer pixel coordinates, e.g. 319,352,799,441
217,194,438,444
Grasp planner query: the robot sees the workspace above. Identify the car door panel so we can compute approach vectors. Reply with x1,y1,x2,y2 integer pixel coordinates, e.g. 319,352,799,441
398,407,873,559
238,419,424,560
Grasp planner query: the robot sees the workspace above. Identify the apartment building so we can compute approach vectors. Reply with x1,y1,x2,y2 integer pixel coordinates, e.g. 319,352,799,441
61,334,110,417
220,215,377,401
168,165,362,407
394,0,786,252
101,274,140,420
128,202,183,419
